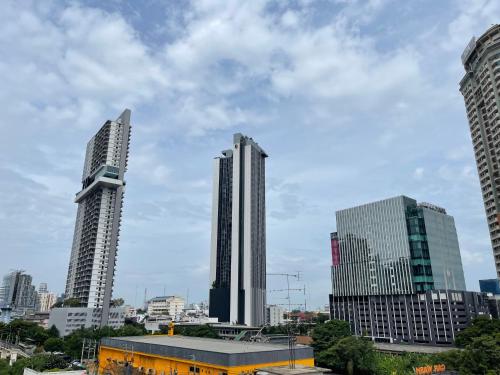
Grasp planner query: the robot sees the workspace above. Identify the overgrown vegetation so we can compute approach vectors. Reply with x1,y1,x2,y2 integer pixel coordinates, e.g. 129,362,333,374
0,354,68,375
434,316,500,375
173,324,220,338
0,319,147,373
312,317,500,375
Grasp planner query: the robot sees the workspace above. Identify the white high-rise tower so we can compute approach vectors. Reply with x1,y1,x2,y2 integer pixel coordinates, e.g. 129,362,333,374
65,110,131,325
459,25,500,278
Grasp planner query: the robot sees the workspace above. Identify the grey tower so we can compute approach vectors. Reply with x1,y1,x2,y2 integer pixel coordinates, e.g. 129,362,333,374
459,25,500,278
65,110,131,326
209,133,267,326
0,270,37,315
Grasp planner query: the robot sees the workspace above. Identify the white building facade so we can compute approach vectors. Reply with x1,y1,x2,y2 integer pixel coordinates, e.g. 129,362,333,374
266,305,285,326
37,292,57,313
64,110,131,326
147,296,185,318
48,307,125,336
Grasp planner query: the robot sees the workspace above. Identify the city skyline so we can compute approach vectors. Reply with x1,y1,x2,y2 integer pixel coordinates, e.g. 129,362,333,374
0,1,499,309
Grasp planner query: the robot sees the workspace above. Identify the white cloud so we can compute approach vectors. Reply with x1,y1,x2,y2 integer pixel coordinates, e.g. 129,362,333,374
444,0,500,52
0,2,166,131
413,167,424,180
461,249,486,265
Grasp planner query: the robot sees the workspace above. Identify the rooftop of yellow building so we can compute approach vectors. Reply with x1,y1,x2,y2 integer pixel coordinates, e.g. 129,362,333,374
100,335,314,367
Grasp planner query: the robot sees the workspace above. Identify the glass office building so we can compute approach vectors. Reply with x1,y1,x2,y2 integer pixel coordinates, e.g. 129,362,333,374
331,196,466,297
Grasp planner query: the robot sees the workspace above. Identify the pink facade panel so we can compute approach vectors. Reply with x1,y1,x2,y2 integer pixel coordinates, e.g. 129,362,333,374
331,238,340,266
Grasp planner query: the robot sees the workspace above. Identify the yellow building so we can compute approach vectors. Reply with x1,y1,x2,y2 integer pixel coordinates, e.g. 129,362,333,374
99,335,315,375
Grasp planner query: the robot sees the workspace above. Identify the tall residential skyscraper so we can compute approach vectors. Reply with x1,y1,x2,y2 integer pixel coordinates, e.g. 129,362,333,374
331,196,466,297
65,109,131,325
209,133,267,326
459,24,500,278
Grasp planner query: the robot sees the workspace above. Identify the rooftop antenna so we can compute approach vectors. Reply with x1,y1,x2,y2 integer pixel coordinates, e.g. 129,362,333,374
267,271,302,369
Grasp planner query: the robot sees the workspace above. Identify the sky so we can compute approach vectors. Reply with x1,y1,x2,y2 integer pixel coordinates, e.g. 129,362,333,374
0,0,499,310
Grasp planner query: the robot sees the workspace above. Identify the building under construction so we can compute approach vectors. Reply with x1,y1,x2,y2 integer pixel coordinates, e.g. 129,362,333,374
98,335,314,375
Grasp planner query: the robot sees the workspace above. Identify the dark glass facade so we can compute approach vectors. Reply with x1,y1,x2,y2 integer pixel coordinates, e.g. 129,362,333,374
406,206,434,292
330,290,489,345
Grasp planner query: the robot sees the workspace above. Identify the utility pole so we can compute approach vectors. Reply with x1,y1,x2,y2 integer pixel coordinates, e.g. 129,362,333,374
81,338,98,367
267,272,302,369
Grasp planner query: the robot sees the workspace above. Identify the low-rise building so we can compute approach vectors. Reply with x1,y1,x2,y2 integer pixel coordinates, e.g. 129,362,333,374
479,280,500,318
330,289,489,345
48,307,125,336
147,296,185,319
479,279,500,295
266,305,285,326
99,335,314,374
123,305,137,319
24,312,50,329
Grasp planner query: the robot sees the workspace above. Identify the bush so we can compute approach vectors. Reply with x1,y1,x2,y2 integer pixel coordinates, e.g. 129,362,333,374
317,336,375,375
311,319,351,354
373,352,437,375
174,324,219,338
455,316,500,347
10,354,68,375
44,337,65,352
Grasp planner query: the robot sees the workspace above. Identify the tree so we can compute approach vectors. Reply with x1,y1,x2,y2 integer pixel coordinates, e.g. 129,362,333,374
317,336,375,375
51,300,63,308
111,298,125,307
434,333,500,375
116,323,147,336
7,320,49,346
0,358,10,375
455,316,500,347
458,333,500,374
174,324,220,338
44,337,65,352
10,354,68,375
61,322,146,359
62,298,81,307
47,325,60,338
373,352,437,375
311,319,351,353
314,314,329,324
